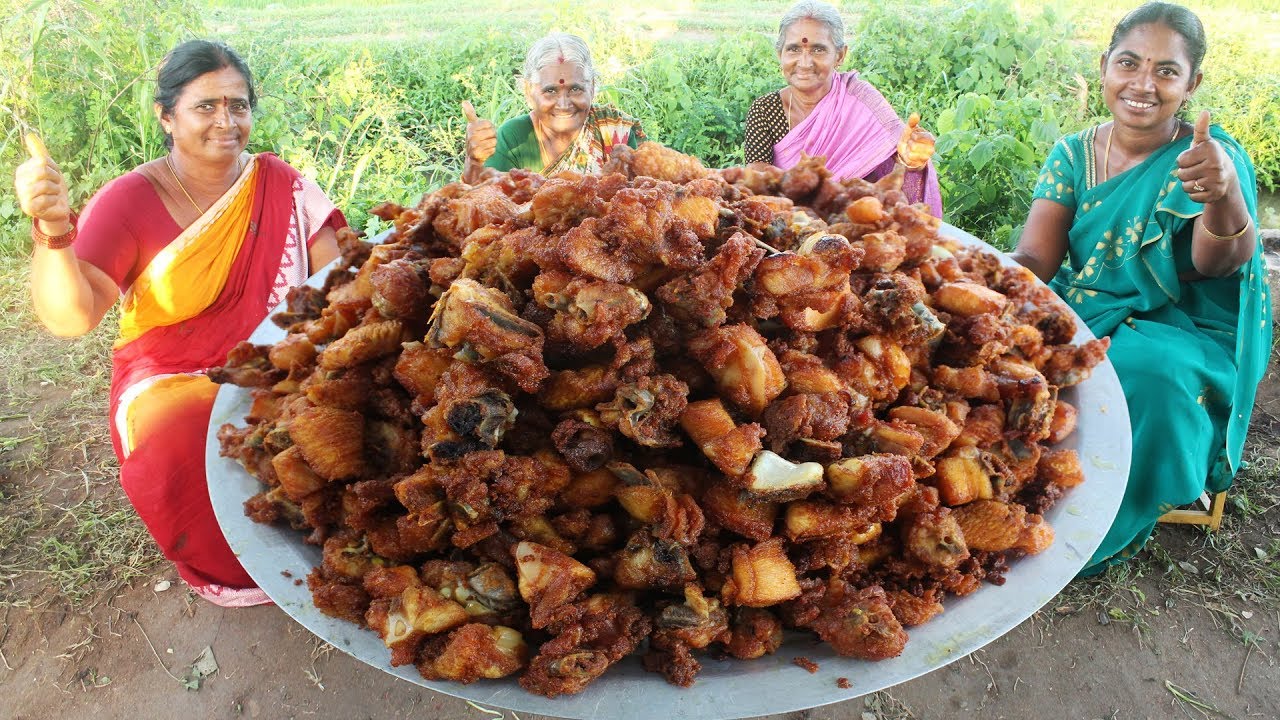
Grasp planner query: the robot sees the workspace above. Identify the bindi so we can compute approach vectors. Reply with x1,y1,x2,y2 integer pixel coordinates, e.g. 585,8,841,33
802,37,808,44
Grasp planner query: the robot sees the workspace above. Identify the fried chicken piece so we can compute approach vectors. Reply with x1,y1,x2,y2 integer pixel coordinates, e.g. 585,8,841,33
823,454,913,526
596,374,689,448
723,607,784,660
613,529,698,591
644,585,731,686
317,320,406,371
1040,337,1111,387
700,481,778,541
778,152,830,203
605,183,705,272
689,324,788,416
611,464,705,545
537,364,619,411
391,342,453,406
630,141,710,184
519,593,652,698
552,418,614,473
901,508,970,570
272,284,328,330
431,184,519,252
799,583,908,661
287,406,365,481
887,405,961,459
515,540,597,628
886,588,944,627
656,230,765,328
416,624,528,683
532,270,652,350
271,445,327,502
425,279,548,393
529,172,610,233
992,359,1056,442
209,341,287,388
1037,447,1085,489
680,398,765,478
934,446,995,506
721,538,802,607
559,217,644,283
307,568,370,626
951,499,1054,554
761,392,851,455
831,335,911,403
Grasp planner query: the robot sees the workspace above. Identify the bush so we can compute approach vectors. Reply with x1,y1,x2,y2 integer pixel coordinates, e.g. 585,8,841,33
3,0,1277,252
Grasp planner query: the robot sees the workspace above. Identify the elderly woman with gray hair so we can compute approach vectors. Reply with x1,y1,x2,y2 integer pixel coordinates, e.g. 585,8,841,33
461,32,646,183
744,0,943,216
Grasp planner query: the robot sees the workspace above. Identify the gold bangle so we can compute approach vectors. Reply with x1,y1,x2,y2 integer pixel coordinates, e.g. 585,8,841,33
1199,215,1252,242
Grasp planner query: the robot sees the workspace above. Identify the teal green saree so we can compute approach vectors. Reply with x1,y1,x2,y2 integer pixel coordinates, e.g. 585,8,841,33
1033,125,1271,572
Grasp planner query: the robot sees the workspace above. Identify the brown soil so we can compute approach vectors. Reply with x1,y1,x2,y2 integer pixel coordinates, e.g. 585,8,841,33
2,265,1279,720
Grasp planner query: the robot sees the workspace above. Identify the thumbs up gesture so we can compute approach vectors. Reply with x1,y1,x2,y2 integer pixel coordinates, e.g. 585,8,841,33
462,100,497,166
14,132,72,232
1176,110,1234,203
896,113,937,170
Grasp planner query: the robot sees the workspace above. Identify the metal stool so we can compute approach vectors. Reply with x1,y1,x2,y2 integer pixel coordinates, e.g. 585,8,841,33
1157,490,1228,531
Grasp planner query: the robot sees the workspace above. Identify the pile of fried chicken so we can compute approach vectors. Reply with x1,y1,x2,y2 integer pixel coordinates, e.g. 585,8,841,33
214,142,1108,697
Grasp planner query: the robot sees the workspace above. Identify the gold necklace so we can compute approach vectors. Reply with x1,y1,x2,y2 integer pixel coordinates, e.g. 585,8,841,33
785,88,819,129
1101,120,1180,183
165,154,243,214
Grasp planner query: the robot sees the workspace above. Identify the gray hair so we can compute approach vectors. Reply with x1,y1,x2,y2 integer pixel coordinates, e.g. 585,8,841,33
522,32,596,86
775,1,846,53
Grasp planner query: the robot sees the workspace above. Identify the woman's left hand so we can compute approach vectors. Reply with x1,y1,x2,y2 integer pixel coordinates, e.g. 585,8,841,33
1176,110,1237,204
897,113,936,170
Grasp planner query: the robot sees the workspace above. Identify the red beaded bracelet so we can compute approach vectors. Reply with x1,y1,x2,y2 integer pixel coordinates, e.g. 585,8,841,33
31,216,77,250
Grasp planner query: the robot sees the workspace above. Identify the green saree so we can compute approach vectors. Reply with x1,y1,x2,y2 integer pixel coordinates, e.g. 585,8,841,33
1033,125,1271,572
485,104,645,176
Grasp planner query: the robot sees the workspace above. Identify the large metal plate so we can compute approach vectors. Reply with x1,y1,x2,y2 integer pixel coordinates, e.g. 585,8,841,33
206,222,1131,719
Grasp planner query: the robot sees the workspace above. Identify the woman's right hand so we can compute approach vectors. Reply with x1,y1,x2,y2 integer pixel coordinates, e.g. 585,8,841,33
896,113,936,170
462,101,497,166
15,133,73,235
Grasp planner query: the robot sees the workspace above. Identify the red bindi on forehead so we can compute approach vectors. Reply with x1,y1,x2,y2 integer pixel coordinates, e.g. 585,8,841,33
802,37,808,43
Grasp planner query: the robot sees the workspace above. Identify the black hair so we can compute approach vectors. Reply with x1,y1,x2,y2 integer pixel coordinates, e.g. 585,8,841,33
154,40,256,148
1107,2,1207,76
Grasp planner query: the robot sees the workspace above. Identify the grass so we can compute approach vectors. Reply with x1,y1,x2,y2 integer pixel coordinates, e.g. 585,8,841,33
0,255,162,610
1050,427,1280,640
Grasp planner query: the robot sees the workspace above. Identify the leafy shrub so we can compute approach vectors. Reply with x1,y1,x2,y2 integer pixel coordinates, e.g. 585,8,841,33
3,0,1276,253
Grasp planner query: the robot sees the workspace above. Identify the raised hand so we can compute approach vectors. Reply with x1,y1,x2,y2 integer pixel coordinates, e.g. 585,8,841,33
1176,110,1235,204
896,113,936,170
15,132,72,231
462,100,498,167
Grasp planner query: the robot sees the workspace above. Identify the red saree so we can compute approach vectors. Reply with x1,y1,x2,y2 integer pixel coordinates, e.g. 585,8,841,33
87,153,342,604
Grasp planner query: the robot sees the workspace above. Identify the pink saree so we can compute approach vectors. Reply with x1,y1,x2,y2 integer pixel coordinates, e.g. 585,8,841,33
774,71,943,217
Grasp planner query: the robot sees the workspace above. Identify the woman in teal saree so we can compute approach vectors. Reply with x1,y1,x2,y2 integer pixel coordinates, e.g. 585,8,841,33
1012,2,1270,574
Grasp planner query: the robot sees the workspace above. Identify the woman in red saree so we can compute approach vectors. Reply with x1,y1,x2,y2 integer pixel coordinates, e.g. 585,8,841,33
15,40,345,606
744,0,944,217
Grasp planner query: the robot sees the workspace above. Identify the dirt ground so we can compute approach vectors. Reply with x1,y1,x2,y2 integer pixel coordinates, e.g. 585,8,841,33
2,248,1278,720
2,523,1277,720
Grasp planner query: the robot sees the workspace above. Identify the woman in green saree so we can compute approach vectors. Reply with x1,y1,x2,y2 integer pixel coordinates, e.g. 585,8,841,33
1012,2,1270,574
460,32,646,184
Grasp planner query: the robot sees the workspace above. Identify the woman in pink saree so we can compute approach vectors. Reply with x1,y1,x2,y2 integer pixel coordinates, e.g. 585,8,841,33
744,0,943,217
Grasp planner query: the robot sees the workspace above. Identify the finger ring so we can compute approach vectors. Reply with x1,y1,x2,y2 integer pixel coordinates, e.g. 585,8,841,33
1193,181,1205,192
